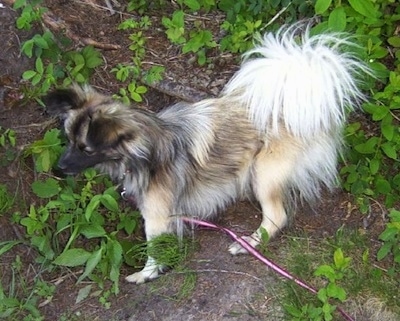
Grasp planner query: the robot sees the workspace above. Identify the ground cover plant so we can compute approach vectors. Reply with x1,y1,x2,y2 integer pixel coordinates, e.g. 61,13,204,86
0,0,399,320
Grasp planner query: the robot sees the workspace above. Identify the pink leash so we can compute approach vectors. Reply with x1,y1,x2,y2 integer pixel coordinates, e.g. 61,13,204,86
182,217,354,321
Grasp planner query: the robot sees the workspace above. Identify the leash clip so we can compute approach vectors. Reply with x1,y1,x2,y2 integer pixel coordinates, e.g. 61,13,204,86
120,188,128,200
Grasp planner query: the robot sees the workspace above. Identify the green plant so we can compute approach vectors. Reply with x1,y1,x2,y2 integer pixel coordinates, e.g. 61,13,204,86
182,22,217,65
14,0,46,30
112,16,165,104
0,255,54,320
0,185,14,215
336,0,400,214
218,0,315,53
17,128,140,300
63,46,103,86
14,1,103,103
19,168,140,294
25,128,64,173
285,248,350,321
0,127,17,167
126,0,147,15
377,209,400,275
162,10,186,44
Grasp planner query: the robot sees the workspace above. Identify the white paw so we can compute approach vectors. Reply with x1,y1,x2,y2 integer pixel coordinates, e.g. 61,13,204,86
228,235,260,255
125,269,159,284
125,256,161,284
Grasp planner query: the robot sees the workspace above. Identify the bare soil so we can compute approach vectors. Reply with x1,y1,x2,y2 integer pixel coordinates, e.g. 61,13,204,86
0,1,390,320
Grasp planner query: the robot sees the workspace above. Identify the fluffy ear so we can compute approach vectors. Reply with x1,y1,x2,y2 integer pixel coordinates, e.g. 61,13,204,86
44,85,86,118
88,112,132,148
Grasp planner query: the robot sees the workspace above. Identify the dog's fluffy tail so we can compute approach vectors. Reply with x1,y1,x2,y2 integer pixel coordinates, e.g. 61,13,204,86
223,24,371,137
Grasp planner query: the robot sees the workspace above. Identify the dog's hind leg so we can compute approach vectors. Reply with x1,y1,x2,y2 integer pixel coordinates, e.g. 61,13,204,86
229,138,299,255
125,187,173,284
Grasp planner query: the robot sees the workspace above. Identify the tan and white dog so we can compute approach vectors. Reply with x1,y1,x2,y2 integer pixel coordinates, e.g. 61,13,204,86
45,23,371,284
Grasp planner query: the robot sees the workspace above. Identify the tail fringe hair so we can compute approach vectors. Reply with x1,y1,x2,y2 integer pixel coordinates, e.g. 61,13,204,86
223,23,372,138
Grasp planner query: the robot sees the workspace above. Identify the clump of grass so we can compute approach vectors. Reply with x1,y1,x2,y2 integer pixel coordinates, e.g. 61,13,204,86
129,233,193,269
128,233,197,301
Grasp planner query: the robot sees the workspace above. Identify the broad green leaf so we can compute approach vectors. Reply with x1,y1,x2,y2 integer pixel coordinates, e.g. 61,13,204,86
130,92,143,102
389,209,400,221
317,288,328,302
35,57,44,74
80,224,107,239
22,70,37,80
100,194,119,212
328,7,346,31
377,242,392,261
172,10,185,27
21,39,34,58
381,123,394,141
327,283,347,301
33,35,49,49
75,284,92,303
381,142,397,159
77,248,103,283
372,106,389,121
348,0,377,18
369,158,380,175
375,178,391,194
85,195,101,221
31,178,60,198
381,114,394,141
135,85,148,94
31,73,42,86
379,227,398,241
107,239,123,267
118,215,137,235
53,248,91,267
388,36,400,48
315,0,332,14
314,265,336,282
86,55,103,69
354,137,379,154
184,0,200,11
333,248,344,268
13,0,26,9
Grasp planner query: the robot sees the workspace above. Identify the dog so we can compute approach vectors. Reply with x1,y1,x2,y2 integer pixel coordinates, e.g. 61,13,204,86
45,23,371,284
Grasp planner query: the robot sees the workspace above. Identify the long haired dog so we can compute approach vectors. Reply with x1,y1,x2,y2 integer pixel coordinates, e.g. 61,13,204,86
46,24,370,284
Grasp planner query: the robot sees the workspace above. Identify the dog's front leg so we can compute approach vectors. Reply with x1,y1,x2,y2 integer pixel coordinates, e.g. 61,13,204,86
125,255,161,284
125,190,172,284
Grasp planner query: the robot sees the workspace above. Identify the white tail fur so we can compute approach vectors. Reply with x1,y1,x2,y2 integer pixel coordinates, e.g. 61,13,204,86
223,24,370,137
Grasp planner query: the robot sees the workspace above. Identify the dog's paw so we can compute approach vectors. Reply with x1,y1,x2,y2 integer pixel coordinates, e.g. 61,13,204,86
228,235,260,255
125,269,159,284
125,256,162,284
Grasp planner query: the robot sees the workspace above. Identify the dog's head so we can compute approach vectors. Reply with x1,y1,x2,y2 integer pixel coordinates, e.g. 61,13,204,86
45,85,139,175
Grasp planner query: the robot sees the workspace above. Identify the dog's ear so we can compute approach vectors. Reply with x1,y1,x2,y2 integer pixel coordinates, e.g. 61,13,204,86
44,85,87,118
88,112,131,148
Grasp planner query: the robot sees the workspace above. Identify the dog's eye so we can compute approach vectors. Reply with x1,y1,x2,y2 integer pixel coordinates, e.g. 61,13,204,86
77,143,95,156
83,147,95,156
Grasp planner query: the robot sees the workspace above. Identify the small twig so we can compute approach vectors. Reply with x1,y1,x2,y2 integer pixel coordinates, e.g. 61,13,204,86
259,4,291,32
12,119,57,130
73,0,139,18
144,71,212,103
42,11,121,50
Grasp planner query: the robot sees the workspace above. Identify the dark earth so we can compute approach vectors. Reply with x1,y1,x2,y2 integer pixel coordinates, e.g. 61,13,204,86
0,1,396,320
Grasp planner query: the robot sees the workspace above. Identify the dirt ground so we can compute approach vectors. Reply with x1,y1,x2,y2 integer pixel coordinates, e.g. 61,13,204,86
0,1,392,321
